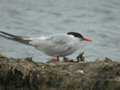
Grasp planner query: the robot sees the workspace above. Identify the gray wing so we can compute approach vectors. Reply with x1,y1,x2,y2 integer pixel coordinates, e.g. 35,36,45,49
45,35,73,51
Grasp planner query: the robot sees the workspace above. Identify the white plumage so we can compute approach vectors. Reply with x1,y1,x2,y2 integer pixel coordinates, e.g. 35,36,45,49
29,34,80,57
0,31,91,61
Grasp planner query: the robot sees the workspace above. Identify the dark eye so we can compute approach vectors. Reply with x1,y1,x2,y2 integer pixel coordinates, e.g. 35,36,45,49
78,34,84,38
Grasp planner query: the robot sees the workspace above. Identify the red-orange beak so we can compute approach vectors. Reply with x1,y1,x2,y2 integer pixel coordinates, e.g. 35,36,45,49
82,38,92,42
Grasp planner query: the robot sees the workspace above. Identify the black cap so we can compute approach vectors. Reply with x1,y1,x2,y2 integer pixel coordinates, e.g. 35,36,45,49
67,32,84,39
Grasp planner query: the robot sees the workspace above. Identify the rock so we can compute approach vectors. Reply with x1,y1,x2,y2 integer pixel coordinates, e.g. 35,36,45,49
76,52,85,62
104,57,113,63
0,53,120,90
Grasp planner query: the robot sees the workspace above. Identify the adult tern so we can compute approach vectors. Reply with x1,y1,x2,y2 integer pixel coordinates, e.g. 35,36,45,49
0,31,91,61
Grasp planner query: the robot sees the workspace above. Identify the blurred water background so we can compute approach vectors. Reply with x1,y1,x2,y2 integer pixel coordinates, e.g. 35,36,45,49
0,0,120,62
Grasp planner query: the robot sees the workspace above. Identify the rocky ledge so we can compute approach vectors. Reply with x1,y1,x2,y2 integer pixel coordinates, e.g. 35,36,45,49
0,53,120,90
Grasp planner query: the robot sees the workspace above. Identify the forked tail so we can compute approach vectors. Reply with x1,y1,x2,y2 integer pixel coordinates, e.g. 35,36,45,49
0,31,32,45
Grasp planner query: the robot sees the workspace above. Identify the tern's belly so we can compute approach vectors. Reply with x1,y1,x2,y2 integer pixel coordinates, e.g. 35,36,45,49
35,45,79,57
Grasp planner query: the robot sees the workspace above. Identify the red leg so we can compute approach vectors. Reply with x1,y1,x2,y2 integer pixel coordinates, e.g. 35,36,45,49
57,56,60,62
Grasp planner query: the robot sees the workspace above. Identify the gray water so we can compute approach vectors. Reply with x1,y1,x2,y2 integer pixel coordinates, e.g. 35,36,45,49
0,0,120,62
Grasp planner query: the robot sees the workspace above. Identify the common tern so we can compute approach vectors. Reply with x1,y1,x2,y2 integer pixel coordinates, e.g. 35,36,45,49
0,31,91,61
